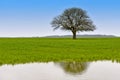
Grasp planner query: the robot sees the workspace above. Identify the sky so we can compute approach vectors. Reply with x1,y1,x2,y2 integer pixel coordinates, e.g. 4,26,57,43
0,0,120,37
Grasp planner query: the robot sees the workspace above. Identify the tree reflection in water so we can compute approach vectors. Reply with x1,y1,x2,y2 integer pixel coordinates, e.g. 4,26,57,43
55,62,89,75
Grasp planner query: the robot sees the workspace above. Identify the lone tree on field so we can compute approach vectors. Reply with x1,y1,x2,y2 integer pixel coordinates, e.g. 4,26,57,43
51,7,96,39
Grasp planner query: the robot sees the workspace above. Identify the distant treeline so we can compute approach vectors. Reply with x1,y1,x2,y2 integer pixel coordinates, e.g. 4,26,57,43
44,35,116,38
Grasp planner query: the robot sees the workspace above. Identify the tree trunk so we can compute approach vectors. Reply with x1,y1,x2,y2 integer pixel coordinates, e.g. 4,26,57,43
72,31,76,39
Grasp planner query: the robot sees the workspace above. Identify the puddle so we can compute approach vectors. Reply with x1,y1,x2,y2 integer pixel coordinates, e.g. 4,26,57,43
0,61,120,80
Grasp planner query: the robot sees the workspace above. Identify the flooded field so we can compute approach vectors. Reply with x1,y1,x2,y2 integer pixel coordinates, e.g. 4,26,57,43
0,61,120,80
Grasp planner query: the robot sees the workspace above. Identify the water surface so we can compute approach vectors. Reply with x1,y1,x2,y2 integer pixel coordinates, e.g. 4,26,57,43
0,61,120,80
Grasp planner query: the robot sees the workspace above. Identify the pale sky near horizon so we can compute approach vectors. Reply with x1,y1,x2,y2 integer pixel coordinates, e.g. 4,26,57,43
0,0,120,37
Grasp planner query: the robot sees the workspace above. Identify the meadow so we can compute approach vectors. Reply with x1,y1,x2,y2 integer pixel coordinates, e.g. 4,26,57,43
0,38,120,64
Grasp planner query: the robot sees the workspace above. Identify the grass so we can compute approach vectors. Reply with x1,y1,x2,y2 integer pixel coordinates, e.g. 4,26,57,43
0,38,120,64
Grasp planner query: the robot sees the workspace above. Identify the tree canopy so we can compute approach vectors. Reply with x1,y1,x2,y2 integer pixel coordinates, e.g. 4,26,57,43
51,7,96,39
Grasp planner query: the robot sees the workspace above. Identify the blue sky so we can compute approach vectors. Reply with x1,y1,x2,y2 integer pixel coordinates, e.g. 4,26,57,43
0,0,120,37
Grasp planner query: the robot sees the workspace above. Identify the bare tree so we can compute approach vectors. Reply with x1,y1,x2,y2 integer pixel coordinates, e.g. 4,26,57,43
51,7,96,39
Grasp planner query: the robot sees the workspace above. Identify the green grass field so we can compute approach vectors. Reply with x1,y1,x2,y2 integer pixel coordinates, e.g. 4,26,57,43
0,38,120,64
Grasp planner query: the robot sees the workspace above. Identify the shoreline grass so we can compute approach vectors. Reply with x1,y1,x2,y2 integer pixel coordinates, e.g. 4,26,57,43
0,38,120,64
